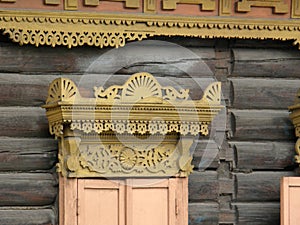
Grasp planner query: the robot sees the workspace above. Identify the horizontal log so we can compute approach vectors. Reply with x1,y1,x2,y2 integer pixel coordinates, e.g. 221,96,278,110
232,48,300,78
230,141,295,170
229,110,295,141
0,173,57,206
0,73,220,106
0,138,57,171
188,202,219,225
0,107,49,138
0,43,105,74
233,202,280,225
230,78,300,109
188,171,218,202
0,208,56,225
232,39,294,49
0,42,216,76
235,171,294,202
192,140,219,169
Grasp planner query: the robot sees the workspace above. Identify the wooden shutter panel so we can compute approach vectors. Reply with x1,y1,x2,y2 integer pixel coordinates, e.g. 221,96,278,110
281,177,300,225
126,179,176,225
78,179,125,225
76,178,187,225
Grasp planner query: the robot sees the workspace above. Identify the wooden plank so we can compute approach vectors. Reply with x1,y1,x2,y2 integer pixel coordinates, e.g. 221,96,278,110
233,202,280,225
0,138,57,171
0,73,219,106
188,202,219,225
0,42,216,76
235,171,295,202
176,178,188,225
281,177,290,225
0,107,49,137
0,208,56,225
230,78,300,109
229,110,295,141
232,48,300,78
192,140,219,170
0,173,57,206
188,171,218,202
230,141,295,170
60,177,77,225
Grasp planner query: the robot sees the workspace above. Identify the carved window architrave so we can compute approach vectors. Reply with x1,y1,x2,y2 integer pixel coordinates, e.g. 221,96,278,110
42,63,223,225
43,72,223,178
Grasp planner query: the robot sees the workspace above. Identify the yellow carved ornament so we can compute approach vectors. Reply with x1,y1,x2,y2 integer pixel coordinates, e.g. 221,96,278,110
1,0,300,48
43,72,223,177
289,90,300,166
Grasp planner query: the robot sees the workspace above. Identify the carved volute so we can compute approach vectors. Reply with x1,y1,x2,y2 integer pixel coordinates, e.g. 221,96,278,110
43,72,223,178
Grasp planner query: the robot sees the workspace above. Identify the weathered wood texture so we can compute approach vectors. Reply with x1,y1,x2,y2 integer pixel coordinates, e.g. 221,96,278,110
0,138,57,171
235,172,294,202
0,209,56,225
230,78,300,109
0,173,57,206
0,42,216,76
188,203,219,225
0,107,49,137
230,141,295,170
234,203,280,225
229,109,295,141
188,171,218,202
0,37,299,225
228,41,299,225
231,48,300,78
192,140,219,169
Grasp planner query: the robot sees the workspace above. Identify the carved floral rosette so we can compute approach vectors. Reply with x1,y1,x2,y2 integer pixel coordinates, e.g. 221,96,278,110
43,72,223,177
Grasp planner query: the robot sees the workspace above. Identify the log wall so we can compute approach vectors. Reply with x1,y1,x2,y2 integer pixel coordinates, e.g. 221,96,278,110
0,35,298,224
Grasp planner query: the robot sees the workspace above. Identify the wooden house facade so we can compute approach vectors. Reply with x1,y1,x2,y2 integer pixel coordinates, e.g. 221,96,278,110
1,0,300,224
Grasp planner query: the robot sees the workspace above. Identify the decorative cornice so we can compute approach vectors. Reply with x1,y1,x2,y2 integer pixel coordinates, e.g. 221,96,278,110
1,9,300,48
43,72,223,177
43,72,222,137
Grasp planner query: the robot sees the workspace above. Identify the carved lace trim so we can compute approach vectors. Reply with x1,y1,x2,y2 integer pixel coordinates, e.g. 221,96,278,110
49,120,209,136
1,10,300,48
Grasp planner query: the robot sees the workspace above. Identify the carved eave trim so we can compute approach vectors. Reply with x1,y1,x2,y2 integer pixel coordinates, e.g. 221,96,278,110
2,10,300,48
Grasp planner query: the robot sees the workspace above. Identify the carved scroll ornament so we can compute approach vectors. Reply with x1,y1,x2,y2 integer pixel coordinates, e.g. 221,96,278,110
43,72,223,178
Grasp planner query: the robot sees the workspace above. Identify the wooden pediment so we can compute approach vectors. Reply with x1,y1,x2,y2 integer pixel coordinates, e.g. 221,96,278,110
43,72,223,178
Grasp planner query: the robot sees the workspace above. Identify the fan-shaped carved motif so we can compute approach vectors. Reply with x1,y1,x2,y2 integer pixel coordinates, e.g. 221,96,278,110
46,78,78,104
203,82,221,104
122,72,162,101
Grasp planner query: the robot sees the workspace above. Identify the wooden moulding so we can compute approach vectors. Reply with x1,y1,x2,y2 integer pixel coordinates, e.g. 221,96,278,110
1,0,300,48
43,72,223,178
289,90,300,166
